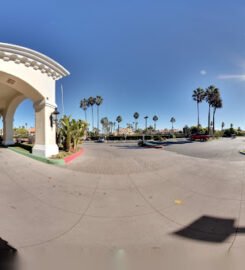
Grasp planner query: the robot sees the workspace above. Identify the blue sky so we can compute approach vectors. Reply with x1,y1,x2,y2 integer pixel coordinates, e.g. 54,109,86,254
1,0,245,130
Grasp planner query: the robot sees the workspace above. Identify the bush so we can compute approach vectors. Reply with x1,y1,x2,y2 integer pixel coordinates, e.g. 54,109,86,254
214,130,223,138
223,128,237,137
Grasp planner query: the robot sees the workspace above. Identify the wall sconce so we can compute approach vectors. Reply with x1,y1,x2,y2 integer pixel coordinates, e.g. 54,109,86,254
50,108,60,127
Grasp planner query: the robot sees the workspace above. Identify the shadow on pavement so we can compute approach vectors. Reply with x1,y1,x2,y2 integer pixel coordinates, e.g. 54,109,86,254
173,215,245,243
0,238,18,270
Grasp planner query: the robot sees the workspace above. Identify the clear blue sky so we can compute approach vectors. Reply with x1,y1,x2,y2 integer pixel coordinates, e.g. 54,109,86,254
1,0,245,130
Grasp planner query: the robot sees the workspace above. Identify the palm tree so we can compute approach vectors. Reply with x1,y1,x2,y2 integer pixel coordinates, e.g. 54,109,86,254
95,96,103,132
80,98,88,122
101,117,109,134
109,121,113,133
60,115,72,152
153,115,158,130
221,122,225,130
170,117,176,132
192,88,205,128
205,85,219,135
212,97,223,134
144,116,148,130
116,116,122,134
133,112,139,131
88,97,96,130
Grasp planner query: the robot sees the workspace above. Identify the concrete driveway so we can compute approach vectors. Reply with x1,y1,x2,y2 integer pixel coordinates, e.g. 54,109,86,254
1,139,245,269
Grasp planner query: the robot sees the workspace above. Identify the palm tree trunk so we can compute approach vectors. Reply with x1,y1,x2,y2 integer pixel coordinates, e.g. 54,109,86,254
91,106,94,130
84,110,87,122
197,101,200,128
97,106,99,131
213,108,216,135
208,105,211,135
154,122,156,130
118,123,119,134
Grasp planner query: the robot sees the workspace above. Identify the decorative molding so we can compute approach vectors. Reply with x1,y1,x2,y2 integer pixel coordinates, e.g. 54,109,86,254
33,99,57,111
0,43,70,80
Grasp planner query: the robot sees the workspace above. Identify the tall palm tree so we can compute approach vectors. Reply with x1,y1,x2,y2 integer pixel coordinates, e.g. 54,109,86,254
170,117,176,131
133,112,139,131
153,115,158,130
205,85,219,135
80,98,88,122
116,116,122,134
88,96,96,130
144,116,148,130
192,87,205,128
109,121,113,133
212,97,223,134
95,96,103,132
221,122,225,130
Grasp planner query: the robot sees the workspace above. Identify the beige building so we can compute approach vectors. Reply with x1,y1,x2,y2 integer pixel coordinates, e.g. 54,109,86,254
0,43,69,157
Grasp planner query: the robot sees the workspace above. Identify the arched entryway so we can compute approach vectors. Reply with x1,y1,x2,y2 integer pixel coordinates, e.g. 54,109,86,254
0,43,69,157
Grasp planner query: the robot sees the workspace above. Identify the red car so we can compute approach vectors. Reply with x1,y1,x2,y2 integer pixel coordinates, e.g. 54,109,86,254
190,134,211,141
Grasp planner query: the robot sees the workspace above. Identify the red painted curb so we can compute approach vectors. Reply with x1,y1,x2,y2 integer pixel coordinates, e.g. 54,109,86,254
64,148,84,164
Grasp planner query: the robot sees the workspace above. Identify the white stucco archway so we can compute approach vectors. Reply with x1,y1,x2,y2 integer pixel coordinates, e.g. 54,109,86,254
0,43,70,157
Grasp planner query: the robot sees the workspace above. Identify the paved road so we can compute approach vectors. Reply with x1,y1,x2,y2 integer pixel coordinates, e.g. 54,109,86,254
164,137,245,161
1,139,245,269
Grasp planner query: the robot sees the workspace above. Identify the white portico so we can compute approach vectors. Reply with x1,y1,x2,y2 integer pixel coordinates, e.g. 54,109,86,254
0,43,69,157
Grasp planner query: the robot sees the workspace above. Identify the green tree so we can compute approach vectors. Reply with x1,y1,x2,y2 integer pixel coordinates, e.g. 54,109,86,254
101,117,110,134
153,115,158,130
170,117,176,131
221,121,225,130
80,98,88,122
70,119,87,150
60,115,72,152
116,115,122,134
88,96,96,130
212,97,223,134
133,112,139,131
144,116,148,130
205,85,219,135
192,87,206,128
95,96,103,132
59,116,87,151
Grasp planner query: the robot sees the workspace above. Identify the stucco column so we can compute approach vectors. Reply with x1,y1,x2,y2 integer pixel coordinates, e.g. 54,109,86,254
32,100,59,157
2,115,14,145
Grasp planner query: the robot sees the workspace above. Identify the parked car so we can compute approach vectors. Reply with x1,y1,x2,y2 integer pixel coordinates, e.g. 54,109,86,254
190,134,211,141
97,138,105,143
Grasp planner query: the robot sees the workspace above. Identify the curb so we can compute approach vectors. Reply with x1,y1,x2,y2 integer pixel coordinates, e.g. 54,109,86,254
64,148,84,164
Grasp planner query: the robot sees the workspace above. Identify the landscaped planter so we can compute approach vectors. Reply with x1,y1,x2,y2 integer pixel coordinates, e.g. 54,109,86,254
9,146,84,165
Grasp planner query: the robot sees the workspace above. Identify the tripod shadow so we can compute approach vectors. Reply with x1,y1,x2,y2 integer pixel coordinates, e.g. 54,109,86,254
0,237,18,270
173,215,245,243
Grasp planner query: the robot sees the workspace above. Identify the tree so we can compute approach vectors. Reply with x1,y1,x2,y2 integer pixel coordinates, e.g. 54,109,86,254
80,98,88,122
144,116,148,130
133,112,139,131
95,96,103,132
170,117,176,131
153,115,158,130
221,122,225,130
59,115,72,152
70,119,87,151
88,96,96,130
59,116,87,152
116,116,122,134
192,88,206,128
101,117,109,134
109,121,113,133
205,85,219,135
212,97,222,134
